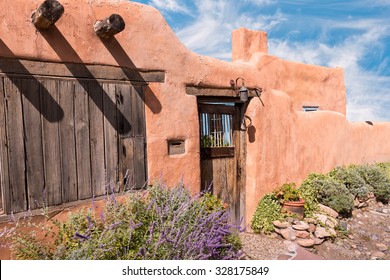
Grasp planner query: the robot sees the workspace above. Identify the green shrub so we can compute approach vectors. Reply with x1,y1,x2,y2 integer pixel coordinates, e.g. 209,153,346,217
300,173,354,216
377,162,390,180
299,173,321,216
328,165,370,200
251,193,283,234
357,164,390,203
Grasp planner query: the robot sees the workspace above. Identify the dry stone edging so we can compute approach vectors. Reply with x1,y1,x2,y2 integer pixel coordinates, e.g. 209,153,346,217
273,205,340,248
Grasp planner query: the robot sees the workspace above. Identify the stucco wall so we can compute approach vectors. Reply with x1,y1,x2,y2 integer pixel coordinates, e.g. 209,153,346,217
245,90,390,222
1,0,390,225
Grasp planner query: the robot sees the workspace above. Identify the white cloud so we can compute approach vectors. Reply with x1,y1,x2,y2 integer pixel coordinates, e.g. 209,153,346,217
269,22,390,121
176,0,285,60
244,0,276,5
148,0,189,14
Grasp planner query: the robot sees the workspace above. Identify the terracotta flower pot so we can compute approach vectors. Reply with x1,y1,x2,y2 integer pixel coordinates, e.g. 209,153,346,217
282,199,305,218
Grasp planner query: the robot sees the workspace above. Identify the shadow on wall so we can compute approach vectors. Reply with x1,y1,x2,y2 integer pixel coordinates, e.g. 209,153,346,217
39,26,132,133
0,25,163,130
100,37,162,115
247,125,256,143
0,39,64,123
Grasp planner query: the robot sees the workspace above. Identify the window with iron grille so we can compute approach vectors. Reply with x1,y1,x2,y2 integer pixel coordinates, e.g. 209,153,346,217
199,102,234,148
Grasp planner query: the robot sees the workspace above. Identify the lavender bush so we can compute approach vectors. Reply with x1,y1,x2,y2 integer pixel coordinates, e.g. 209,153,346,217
7,182,243,260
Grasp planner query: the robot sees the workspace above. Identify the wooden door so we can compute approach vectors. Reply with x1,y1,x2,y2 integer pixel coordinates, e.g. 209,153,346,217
199,100,245,225
0,75,147,214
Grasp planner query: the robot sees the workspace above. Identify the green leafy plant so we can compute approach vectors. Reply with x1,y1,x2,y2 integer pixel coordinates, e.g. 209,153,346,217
275,183,302,203
251,193,283,234
200,135,214,148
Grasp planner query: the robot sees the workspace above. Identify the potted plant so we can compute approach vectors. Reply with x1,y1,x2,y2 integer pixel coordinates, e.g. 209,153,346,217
275,183,305,218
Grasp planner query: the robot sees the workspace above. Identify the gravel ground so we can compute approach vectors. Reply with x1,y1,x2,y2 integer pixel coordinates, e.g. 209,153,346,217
240,232,287,260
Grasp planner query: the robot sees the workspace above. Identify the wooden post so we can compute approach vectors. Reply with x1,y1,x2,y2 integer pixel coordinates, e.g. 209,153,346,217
32,0,64,30
94,14,125,39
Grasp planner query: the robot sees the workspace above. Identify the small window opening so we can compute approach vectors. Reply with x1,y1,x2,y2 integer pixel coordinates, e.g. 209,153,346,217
303,106,319,112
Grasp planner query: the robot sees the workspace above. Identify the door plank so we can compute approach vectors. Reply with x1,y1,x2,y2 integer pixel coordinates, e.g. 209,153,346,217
103,83,118,192
117,84,133,138
58,80,78,203
0,77,10,213
89,82,106,196
119,138,135,190
134,137,146,188
41,79,62,206
74,81,92,199
117,84,135,190
132,86,145,138
4,77,27,212
22,78,45,210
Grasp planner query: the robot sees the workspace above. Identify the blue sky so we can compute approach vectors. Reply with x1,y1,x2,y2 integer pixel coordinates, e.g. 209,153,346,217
131,0,390,122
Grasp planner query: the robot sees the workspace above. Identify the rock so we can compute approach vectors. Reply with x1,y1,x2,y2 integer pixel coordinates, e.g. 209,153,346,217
314,213,328,225
292,219,301,225
304,218,316,224
318,204,339,218
286,217,294,223
376,243,388,252
315,226,336,238
371,251,385,260
371,234,379,241
358,202,368,208
354,250,362,257
280,228,296,241
297,238,315,248
386,226,390,233
325,216,338,229
314,238,325,245
348,235,355,240
383,209,389,214
291,235,297,241
357,244,364,252
283,240,298,253
292,222,310,231
376,208,384,213
308,224,316,233
296,231,310,239
351,244,357,249
273,220,290,229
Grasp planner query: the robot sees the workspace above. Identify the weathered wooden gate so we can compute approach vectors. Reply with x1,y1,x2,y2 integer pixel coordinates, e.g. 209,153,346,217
198,98,247,225
0,59,163,215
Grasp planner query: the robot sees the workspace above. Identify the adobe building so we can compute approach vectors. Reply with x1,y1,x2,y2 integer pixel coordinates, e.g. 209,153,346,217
0,0,389,225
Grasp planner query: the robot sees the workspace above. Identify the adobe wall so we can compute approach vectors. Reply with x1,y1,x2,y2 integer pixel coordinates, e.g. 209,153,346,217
245,92,390,222
1,0,390,224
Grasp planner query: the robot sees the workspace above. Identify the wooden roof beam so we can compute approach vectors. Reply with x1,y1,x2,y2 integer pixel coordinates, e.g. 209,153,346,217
94,14,125,40
32,0,64,30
